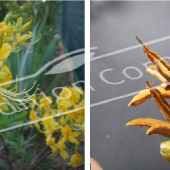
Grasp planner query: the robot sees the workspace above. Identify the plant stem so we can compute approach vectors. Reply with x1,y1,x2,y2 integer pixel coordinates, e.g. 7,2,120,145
21,126,35,170
0,136,13,170
28,146,49,170
29,151,51,170
28,133,60,170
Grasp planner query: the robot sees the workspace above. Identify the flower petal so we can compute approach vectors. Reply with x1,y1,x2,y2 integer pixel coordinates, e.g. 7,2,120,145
0,43,11,60
59,150,69,159
68,136,80,145
72,132,82,138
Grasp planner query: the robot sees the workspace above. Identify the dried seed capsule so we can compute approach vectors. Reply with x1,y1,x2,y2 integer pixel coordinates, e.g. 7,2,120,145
128,87,170,107
146,65,167,83
161,82,170,91
126,118,170,138
136,36,170,71
146,81,170,121
146,125,170,137
143,45,162,64
154,59,170,82
128,89,151,107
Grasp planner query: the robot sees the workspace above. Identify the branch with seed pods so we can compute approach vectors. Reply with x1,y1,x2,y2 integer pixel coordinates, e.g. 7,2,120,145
126,36,170,162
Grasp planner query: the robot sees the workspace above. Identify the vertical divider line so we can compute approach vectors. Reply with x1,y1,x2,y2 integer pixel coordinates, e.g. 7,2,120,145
85,0,90,169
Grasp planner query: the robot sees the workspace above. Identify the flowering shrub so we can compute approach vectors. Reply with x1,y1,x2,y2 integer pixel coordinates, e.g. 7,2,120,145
30,86,84,167
0,14,84,170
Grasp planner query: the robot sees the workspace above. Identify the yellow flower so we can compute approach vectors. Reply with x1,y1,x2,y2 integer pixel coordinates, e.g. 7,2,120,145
68,148,83,167
0,16,35,52
0,16,39,113
15,17,23,30
37,96,53,112
69,87,83,103
75,115,84,125
0,43,11,60
29,109,41,131
60,116,65,126
30,110,37,120
68,99,84,122
28,87,85,163
57,99,73,112
60,87,82,103
40,96,52,106
0,65,12,89
15,18,32,33
0,64,37,113
0,22,15,34
57,87,83,112
0,22,6,29
0,22,15,43
12,31,33,48
42,117,59,137
46,136,55,146
62,125,81,145
48,138,69,159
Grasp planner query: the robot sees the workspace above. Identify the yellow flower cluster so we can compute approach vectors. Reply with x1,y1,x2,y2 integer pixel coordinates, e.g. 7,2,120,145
0,16,33,51
30,87,84,167
0,15,35,113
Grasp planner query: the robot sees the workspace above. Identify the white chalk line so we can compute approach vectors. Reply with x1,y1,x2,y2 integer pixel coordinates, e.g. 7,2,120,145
91,88,144,107
0,106,84,133
90,36,170,107
90,84,163,108
91,35,170,61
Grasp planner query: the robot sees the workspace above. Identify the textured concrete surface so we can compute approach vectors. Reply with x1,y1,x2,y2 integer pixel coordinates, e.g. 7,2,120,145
90,1,170,170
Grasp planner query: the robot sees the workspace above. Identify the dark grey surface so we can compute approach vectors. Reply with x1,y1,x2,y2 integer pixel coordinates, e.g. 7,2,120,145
90,1,170,170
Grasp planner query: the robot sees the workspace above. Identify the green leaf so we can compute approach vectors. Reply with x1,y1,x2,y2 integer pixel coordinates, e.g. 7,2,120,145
6,141,17,147
9,112,27,123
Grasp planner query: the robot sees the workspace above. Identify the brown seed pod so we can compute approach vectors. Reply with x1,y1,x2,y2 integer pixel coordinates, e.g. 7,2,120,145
146,65,167,83
126,37,170,163
128,89,151,107
128,87,170,107
136,36,170,71
154,59,170,82
146,81,170,121
126,118,170,138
